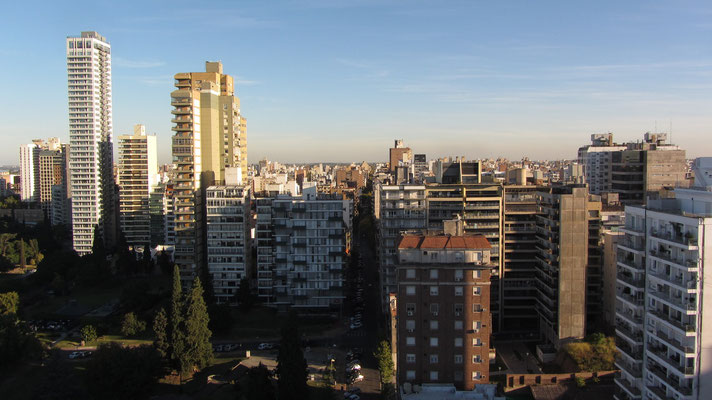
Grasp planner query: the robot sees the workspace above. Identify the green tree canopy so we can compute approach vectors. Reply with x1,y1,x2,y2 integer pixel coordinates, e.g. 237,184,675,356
0,291,19,315
184,277,213,370
120,312,146,337
152,308,169,358
80,325,97,344
375,340,395,386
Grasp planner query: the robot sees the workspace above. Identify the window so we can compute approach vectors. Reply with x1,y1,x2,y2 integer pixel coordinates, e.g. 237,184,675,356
406,285,416,295
454,269,464,281
406,320,415,332
472,355,481,363
473,304,483,312
454,303,464,316
454,337,463,347
430,320,438,330
454,371,463,381
430,286,439,296
430,303,439,315
430,269,439,279
472,338,481,346
406,303,416,315
473,270,481,279
429,354,438,364
430,337,439,347
429,371,438,381
472,371,482,380
406,370,416,380
454,320,463,330
455,286,463,296
406,269,415,279
454,354,463,364
473,286,481,296
406,353,416,363
472,321,481,331
406,337,415,346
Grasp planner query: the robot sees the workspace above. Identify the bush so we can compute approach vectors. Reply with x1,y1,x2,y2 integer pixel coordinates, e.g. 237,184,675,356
564,334,618,372
80,325,97,344
575,376,586,388
120,312,147,337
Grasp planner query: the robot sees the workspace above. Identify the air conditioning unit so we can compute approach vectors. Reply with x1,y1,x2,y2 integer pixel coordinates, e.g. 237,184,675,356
432,312,438,316
407,311,414,316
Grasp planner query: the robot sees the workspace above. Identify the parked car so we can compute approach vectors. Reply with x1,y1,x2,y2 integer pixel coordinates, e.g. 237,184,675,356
258,342,274,350
68,351,82,359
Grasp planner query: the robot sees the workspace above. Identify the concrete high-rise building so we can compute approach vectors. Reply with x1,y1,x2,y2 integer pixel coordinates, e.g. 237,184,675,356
395,235,493,390
206,185,249,304
578,132,688,204
19,144,40,202
171,61,247,282
614,160,712,400
255,186,350,313
66,31,116,255
117,124,158,247
534,185,602,349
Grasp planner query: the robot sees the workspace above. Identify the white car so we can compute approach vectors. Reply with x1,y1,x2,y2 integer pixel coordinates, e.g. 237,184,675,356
68,351,82,359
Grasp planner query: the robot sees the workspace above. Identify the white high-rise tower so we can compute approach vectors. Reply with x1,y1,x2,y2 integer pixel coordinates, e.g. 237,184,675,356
66,31,116,255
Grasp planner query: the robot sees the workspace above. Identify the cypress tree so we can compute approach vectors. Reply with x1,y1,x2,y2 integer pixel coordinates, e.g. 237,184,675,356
153,308,169,358
276,311,308,400
184,277,213,370
170,265,188,373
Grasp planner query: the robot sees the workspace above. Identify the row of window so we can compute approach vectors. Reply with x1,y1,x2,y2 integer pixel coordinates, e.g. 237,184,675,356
404,370,483,381
405,353,482,364
405,285,481,296
405,269,482,280
405,319,481,331
405,303,484,315
404,337,483,347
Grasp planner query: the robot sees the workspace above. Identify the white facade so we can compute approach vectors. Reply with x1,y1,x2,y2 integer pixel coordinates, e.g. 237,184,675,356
614,187,712,400
206,186,249,304
66,31,115,255
578,145,626,194
19,143,39,202
117,124,158,246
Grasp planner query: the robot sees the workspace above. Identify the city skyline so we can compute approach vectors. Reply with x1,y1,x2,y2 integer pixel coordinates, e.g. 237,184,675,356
2,1,711,165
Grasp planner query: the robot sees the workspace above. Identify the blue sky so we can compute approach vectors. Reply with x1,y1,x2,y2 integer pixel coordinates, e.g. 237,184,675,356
1,0,711,165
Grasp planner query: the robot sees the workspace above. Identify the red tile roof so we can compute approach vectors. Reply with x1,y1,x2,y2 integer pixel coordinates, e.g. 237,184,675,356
397,235,490,249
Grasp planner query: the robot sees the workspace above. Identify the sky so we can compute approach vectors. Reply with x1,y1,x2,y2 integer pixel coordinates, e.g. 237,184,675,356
0,0,711,165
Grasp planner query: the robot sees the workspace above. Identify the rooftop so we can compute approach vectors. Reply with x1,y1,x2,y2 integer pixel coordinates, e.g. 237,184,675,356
398,235,491,250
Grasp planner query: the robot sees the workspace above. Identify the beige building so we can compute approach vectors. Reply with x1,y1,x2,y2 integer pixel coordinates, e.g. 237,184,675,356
171,61,247,281
535,185,602,349
118,124,158,247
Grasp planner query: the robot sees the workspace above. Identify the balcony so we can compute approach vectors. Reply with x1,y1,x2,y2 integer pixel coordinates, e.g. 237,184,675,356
648,347,695,377
617,272,644,288
616,308,643,325
650,229,698,249
649,309,695,335
616,291,644,307
615,377,642,398
618,238,645,253
615,323,643,343
654,330,695,355
648,290,696,313
648,271,697,291
648,250,697,270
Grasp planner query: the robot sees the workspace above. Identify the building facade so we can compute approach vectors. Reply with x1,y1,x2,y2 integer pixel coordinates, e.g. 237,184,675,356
255,187,350,314
614,183,712,400
117,124,158,247
396,235,492,390
206,185,249,304
19,144,39,202
66,31,116,255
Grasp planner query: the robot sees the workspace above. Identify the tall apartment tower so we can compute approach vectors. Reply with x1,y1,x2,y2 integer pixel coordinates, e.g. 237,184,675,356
117,124,158,247
171,61,247,281
614,160,712,400
389,139,413,172
66,31,116,255
206,185,249,304
19,144,40,202
534,185,603,349
396,235,492,390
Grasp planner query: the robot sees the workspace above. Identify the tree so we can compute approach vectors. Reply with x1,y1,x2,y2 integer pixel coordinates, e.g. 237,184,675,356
157,251,173,275
152,308,169,358
0,291,19,315
84,343,164,400
0,255,13,272
564,334,618,372
184,277,213,370
80,324,97,344
374,340,394,386
142,244,153,274
169,265,188,373
121,312,146,337
276,311,308,400
237,363,275,400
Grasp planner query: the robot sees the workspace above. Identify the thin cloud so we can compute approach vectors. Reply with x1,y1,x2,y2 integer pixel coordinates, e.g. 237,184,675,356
114,57,165,68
